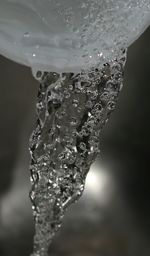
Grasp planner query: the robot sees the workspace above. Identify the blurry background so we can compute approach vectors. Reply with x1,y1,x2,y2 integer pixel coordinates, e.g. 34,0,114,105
0,27,150,256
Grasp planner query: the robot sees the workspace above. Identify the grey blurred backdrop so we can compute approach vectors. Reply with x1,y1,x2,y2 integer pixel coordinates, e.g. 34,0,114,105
0,27,150,256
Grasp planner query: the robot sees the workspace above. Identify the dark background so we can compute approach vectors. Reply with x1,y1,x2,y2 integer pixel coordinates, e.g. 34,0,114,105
0,27,150,256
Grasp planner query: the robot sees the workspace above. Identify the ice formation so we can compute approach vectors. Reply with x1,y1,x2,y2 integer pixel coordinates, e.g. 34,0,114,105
0,1,149,256
0,0,149,72
29,50,126,256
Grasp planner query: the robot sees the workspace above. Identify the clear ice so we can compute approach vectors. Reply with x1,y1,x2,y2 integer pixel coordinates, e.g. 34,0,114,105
29,50,126,256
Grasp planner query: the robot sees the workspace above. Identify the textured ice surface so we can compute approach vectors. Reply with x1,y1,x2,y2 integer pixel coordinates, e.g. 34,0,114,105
29,50,126,256
0,0,149,72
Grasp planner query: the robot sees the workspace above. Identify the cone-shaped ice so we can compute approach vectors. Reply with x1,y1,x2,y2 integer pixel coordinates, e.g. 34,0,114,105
0,0,149,72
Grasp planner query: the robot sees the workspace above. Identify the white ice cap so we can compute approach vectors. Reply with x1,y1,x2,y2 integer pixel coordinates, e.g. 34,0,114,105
0,0,149,72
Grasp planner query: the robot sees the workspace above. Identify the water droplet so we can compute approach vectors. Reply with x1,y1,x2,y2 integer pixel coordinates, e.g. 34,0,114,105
107,101,116,110
68,84,73,91
71,117,77,126
64,90,70,99
36,71,43,80
72,99,78,107
36,102,43,110
79,142,86,151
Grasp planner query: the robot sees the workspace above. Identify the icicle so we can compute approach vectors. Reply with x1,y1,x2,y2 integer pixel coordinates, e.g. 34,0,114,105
29,50,126,256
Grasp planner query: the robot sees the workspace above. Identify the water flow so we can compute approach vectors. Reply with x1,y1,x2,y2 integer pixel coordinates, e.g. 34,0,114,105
29,50,126,256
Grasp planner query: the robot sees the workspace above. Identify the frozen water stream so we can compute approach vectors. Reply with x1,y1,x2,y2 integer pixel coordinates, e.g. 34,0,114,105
29,50,126,256
0,1,149,256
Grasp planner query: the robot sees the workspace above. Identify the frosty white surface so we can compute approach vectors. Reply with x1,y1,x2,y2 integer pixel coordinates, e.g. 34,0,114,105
0,0,149,72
